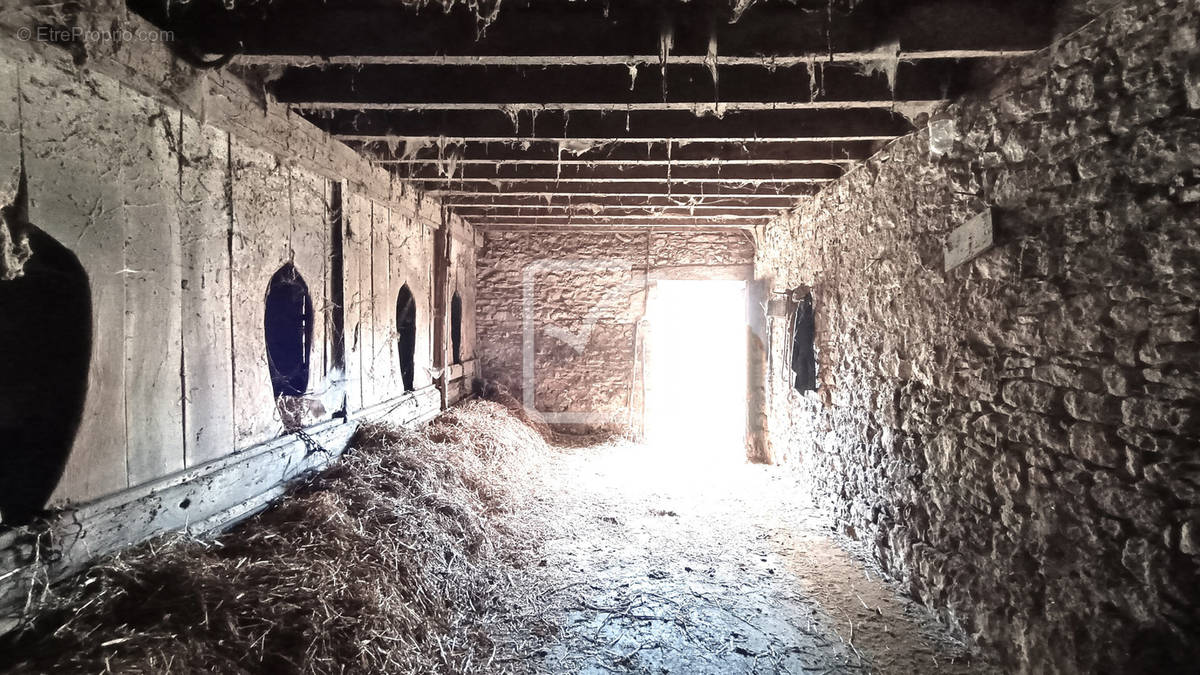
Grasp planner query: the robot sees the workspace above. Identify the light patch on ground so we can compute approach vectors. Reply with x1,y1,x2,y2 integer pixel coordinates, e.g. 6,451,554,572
498,442,999,674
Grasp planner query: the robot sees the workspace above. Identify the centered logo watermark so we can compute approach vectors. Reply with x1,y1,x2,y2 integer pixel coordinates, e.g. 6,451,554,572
521,258,635,425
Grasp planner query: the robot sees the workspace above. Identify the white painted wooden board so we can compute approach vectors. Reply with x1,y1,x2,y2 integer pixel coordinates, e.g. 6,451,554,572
944,207,994,271
384,205,408,399
229,140,291,449
368,201,394,406
1,386,446,631
121,93,185,485
343,192,372,412
0,53,18,206
179,116,237,467
288,164,337,424
0,382,444,630
1,416,357,625
357,195,377,409
401,216,436,390
357,199,375,407
449,217,478,363
388,209,416,391
360,199,380,407
22,57,130,504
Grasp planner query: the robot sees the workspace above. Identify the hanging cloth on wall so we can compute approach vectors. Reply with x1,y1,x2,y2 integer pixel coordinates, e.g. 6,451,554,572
791,292,817,393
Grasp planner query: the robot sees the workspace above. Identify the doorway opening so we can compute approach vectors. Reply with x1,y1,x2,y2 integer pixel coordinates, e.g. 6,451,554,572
396,283,417,392
450,291,463,365
643,279,747,463
264,263,314,399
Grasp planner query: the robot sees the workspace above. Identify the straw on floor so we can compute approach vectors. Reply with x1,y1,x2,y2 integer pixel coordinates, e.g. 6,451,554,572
0,399,552,675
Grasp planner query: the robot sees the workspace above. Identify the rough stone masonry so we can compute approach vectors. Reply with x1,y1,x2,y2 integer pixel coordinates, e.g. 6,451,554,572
756,0,1200,671
476,229,755,434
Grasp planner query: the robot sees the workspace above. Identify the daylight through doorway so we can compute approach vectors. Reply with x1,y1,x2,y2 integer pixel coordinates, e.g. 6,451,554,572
644,279,748,463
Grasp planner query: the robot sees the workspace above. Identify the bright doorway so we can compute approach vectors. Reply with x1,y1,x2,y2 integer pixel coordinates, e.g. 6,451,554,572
643,279,748,463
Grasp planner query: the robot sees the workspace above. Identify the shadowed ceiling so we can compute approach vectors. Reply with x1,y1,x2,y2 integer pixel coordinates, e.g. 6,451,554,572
132,0,1058,230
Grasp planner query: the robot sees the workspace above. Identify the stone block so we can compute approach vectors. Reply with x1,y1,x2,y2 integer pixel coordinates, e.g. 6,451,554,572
1032,364,1105,392
1002,380,1063,413
1181,521,1200,555
1069,423,1125,468
1064,391,1122,423
1092,481,1165,535
1121,397,1198,434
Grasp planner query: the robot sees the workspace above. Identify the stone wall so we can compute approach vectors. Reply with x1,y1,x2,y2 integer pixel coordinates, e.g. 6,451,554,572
755,0,1200,671
476,229,754,433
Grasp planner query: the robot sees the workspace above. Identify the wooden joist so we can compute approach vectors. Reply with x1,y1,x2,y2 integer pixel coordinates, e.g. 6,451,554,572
451,214,768,225
269,60,964,106
146,0,1054,61
390,162,844,181
123,0,1059,229
340,134,900,145
415,180,829,196
438,193,802,207
449,204,786,215
241,49,1040,68
310,108,920,140
350,139,881,163
430,189,818,199
379,158,858,166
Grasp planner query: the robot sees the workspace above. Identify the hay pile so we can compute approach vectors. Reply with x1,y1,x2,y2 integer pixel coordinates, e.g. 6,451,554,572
476,380,624,449
0,400,551,675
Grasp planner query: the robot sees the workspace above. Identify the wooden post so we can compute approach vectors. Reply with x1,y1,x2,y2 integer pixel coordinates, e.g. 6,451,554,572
432,206,452,410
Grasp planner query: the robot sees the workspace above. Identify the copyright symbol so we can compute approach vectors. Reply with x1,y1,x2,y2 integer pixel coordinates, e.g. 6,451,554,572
16,27,32,41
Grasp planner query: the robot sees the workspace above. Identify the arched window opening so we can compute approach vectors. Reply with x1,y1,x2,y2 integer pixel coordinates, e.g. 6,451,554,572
450,291,463,366
0,227,92,527
790,291,817,393
264,263,314,399
396,284,417,392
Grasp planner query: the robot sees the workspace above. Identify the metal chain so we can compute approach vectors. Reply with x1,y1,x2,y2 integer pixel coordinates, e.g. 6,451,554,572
293,428,331,458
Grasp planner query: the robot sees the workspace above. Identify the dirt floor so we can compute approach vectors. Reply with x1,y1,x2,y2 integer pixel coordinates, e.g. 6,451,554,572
0,404,1000,674
497,441,1000,675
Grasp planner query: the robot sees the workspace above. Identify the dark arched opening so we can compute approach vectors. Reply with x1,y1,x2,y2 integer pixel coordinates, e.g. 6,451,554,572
264,263,313,399
396,284,417,392
450,291,463,366
0,227,92,527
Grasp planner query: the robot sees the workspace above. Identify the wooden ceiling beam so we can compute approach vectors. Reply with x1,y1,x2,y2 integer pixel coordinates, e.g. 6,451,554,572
308,108,918,140
465,215,769,227
241,49,1039,67
380,158,856,166
391,163,843,181
120,0,1061,231
439,193,802,207
340,135,897,144
349,139,881,163
413,177,831,187
269,60,963,107
451,205,786,217
479,224,755,232
421,181,823,196
142,0,1054,61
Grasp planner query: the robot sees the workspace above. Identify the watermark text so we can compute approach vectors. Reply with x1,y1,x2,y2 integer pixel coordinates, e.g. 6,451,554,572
16,25,174,44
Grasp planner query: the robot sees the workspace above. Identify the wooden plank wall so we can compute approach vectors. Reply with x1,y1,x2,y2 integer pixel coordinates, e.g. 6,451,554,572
344,192,372,413
0,53,14,199
178,116,237,467
21,58,130,503
409,213,438,391
447,216,479,366
0,44,476,512
122,92,186,485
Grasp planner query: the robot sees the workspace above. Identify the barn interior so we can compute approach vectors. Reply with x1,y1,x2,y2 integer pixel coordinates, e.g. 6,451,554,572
0,0,1198,672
